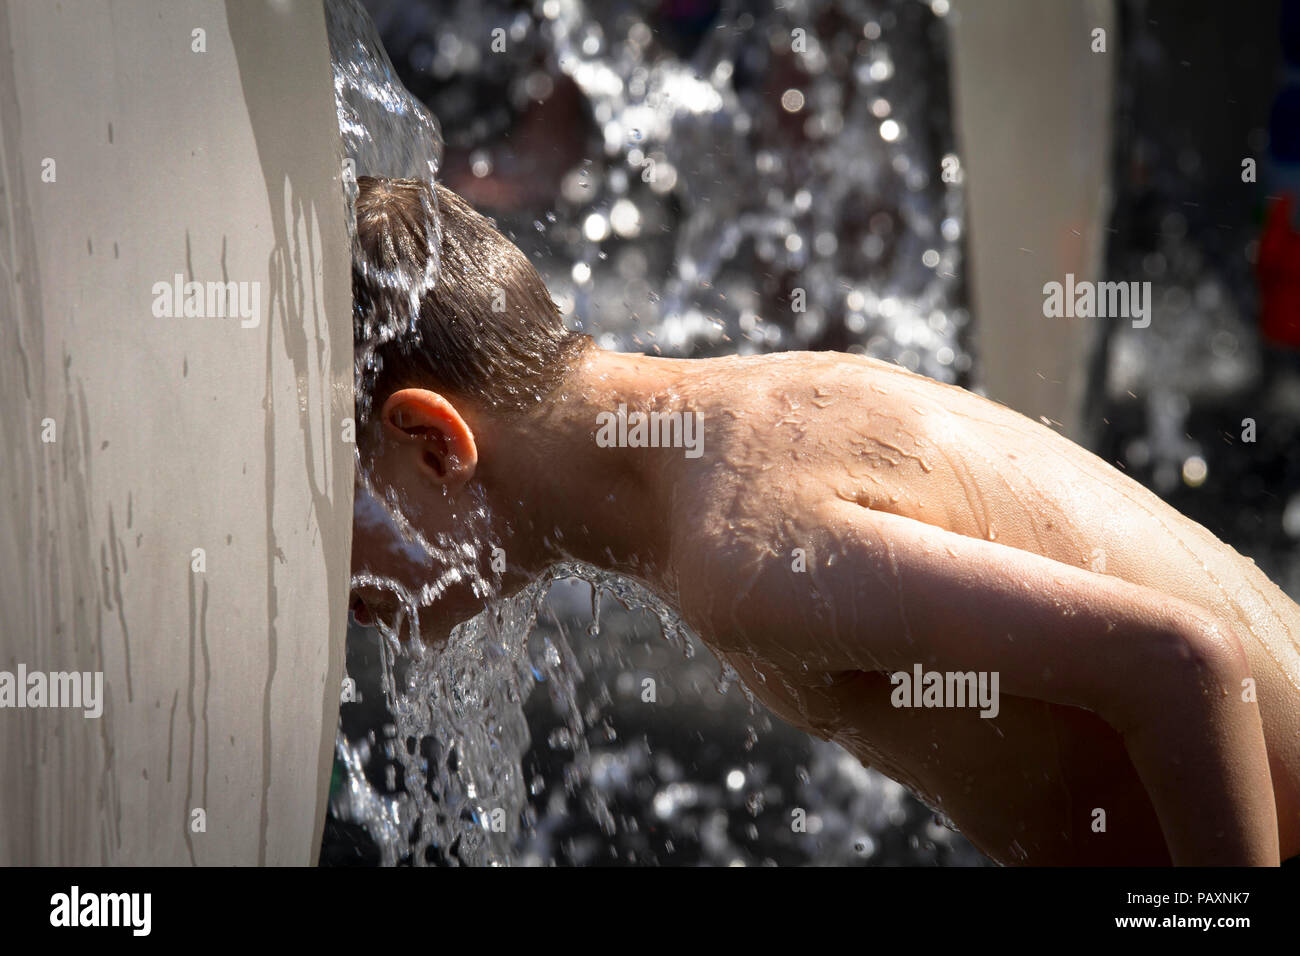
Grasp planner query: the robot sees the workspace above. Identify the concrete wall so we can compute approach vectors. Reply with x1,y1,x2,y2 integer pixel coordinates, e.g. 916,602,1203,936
949,0,1115,440
0,0,353,864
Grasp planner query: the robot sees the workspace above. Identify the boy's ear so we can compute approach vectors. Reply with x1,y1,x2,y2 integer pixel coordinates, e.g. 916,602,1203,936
379,388,478,487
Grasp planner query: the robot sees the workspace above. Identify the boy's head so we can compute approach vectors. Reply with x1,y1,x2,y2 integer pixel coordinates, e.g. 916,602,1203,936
353,176,588,426
349,176,588,641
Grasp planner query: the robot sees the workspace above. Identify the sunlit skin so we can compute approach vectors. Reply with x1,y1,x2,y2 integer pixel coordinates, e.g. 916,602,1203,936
351,345,1300,866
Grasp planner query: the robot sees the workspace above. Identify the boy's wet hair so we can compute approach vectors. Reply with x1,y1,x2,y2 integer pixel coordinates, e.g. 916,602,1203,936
352,176,588,424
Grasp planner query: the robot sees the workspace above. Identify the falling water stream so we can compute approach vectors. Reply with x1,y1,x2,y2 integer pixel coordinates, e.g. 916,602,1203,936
325,0,985,866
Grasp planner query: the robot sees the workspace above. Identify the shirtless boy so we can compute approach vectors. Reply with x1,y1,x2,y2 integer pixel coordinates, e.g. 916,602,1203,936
348,176,1300,867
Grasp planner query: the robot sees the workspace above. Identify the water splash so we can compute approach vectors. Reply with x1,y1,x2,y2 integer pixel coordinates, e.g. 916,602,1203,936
327,0,445,426
541,0,968,376
335,563,699,865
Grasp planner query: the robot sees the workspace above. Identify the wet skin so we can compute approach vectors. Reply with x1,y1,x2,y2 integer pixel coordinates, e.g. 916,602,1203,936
352,347,1300,866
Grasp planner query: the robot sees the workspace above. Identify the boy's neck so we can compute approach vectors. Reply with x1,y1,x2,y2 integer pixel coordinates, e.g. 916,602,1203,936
472,347,696,595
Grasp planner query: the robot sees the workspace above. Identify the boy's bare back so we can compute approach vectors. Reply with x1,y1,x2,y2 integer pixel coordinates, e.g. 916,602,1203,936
644,350,1300,865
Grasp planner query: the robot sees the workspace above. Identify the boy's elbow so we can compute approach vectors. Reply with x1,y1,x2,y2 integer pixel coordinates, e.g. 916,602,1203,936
1109,606,1253,735
1166,607,1252,684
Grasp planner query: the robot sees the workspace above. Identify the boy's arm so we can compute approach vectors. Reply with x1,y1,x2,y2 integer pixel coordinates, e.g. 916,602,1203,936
736,500,1279,866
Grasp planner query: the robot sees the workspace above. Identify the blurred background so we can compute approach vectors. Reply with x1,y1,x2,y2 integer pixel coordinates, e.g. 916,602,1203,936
323,0,1300,865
